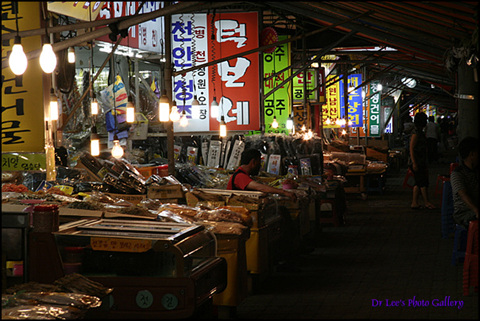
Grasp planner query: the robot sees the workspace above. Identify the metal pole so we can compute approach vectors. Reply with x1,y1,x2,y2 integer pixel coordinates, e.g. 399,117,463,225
164,5,175,176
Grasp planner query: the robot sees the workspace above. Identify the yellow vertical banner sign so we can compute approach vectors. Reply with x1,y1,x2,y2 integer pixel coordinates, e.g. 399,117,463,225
47,2,105,21
323,75,340,128
2,2,45,154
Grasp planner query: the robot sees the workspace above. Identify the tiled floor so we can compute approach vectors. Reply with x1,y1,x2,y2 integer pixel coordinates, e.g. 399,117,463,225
235,151,478,319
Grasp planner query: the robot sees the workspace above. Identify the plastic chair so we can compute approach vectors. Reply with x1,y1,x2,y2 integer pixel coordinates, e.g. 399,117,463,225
435,174,450,203
441,181,455,239
402,168,415,189
451,224,468,266
463,220,478,295
317,198,340,227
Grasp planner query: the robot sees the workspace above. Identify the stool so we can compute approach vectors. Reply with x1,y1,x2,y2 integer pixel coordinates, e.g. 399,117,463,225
366,173,386,194
435,174,450,204
402,168,415,189
317,198,340,227
449,162,459,174
463,220,478,296
452,224,467,266
441,181,455,239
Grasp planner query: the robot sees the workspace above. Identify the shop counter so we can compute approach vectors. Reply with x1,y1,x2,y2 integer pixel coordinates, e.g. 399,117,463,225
53,219,227,319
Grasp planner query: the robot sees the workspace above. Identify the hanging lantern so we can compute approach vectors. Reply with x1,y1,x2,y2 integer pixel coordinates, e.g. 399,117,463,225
158,91,170,122
9,36,28,75
39,43,57,73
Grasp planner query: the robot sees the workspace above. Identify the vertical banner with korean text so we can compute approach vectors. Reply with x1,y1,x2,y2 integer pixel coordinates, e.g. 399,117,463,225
339,74,363,128
318,67,326,103
263,35,290,134
208,12,260,133
171,13,209,132
369,80,381,137
323,75,340,128
293,69,317,103
2,2,46,156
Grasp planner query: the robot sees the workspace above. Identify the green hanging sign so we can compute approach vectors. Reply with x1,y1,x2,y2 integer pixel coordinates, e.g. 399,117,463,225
263,35,291,134
293,69,318,102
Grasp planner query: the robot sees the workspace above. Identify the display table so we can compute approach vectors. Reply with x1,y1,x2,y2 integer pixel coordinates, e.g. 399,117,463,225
344,170,366,194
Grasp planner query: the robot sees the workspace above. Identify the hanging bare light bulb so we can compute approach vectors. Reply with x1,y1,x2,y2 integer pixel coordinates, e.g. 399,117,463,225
158,91,170,122
170,101,180,122
126,97,135,123
90,94,98,116
179,109,188,127
90,126,100,156
191,95,201,119
219,116,227,137
9,36,28,75
111,134,124,158
211,97,219,118
39,43,57,73
49,88,59,121
272,116,279,129
325,118,331,125
286,114,294,130
67,46,75,63
301,124,306,132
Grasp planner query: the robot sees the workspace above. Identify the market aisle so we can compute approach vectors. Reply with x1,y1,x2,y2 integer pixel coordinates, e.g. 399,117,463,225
236,154,478,319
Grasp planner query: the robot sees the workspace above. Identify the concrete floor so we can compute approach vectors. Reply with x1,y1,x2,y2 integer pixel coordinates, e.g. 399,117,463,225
234,150,478,319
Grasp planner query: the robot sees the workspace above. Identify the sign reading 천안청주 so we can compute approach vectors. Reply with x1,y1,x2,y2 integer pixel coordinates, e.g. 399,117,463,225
171,12,260,133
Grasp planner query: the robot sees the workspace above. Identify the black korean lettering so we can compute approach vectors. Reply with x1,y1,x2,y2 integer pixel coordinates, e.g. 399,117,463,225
2,98,24,115
2,120,30,144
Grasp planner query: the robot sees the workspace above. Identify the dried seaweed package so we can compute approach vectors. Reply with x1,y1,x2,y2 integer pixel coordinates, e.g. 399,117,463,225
119,170,146,194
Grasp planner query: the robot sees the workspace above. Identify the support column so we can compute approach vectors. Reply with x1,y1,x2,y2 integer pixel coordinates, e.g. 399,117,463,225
456,63,479,141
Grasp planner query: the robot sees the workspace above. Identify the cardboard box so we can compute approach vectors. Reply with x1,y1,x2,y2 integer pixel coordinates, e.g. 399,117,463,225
147,185,185,199
105,193,146,205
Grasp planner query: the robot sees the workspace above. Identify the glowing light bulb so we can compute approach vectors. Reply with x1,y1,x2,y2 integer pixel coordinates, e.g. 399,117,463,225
170,103,180,122
49,89,59,121
325,118,331,125
90,129,100,156
111,139,124,158
91,97,98,115
39,43,57,73
126,100,135,123
301,125,306,132
342,129,347,135
211,97,219,118
219,116,227,137
180,111,188,127
272,116,279,129
286,117,293,130
9,36,28,75
67,47,75,63
191,95,200,119
158,93,170,122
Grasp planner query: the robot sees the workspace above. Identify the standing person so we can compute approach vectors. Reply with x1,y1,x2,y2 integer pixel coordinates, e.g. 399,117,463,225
425,115,440,163
227,149,296,201
409,112,436,210
450,136,479,229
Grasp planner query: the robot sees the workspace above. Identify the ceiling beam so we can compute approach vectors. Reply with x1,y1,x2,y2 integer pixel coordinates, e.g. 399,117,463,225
265,2,446,63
